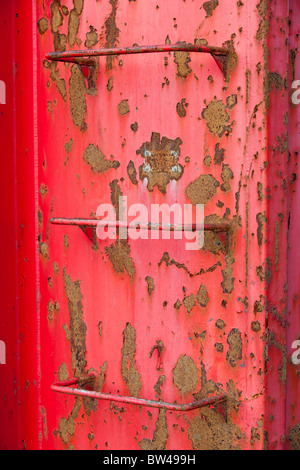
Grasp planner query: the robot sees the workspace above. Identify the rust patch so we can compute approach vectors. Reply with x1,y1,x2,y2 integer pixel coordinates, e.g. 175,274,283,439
83,144,120,173
53,262,59,275
190,363,243,449
49,62,67,102
83,392,98,416
98,321,103,338
263,329,287,384
130,121,138,132
64,235,69,249
121,323,142,397
50,0,67,52
251,321,261,332
118,100,130,115
275,220,279,272
68,1,84,48
68,9,80,48
62,5,69,15
216,319,226,329
202,98,231,137
102,0,120,71
186,175,219,205
159,251,222,277
64,138,73,154
195,38,208,46
176,99,188,117
204,155,212,167
254,298,264,314
256,265,265,281
222,35,238,82
137,132,184,193
145,276,155,295
288,424,300,450
256,0,269,42
63,268,87,377
226,94,238,109
41,406,48,440
106,240,135,279
264,72,284,111
250,427,261,446
56,396,82,446
174,41,192,78
291,48,296,83
139,409,168,450
73,0,84,15
256,212,267,246
183,294,196,314
47,299,59,320
58,363,69,381
69,64,87,131
109,179,123,221
98,361,108,392
173,355,199,394
39,241,49,259
214,143,225,165
58,416,76,445
221,259,235,293
107,76,113,92
85,25,98,48
227,329,242,367
81,371,107,416
215,343,223,353
127,161,138,185
197,284,209,307
154,375,166,397
256,0,280,112
64,138,73,165
63,323,71,341
188,408,235,450
194,362,227,402
221,164,234,192
246,69,251,104
38,208,43,224
203,0,219,17
38,17,49,35
257,181,264,201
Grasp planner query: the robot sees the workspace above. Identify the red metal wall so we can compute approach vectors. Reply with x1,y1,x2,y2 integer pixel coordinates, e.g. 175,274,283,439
0,0,299,450
0,1,19,450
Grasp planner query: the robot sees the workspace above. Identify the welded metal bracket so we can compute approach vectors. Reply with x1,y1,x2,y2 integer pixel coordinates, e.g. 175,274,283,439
78,224,98,246
75,58,98,92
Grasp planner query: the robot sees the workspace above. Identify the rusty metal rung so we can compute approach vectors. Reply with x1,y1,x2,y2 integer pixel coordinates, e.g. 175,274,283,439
51,375,228,412
45,43,229,76
50,217,230,233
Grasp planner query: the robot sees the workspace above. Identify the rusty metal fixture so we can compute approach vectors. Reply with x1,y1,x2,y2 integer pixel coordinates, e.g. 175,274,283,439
50,217,231,248
149,340,165,371
51,375,228,412
50,217,231,233
45,43,229,74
